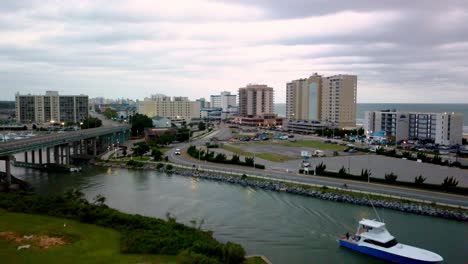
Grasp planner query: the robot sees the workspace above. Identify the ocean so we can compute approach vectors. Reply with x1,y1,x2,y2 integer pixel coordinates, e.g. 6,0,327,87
274,103,468,134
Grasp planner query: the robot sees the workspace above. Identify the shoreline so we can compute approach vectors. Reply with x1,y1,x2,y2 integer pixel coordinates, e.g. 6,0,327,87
94,161,468,222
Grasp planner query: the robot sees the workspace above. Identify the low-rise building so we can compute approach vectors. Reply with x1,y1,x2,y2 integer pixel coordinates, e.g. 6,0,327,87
138,95,201,121
364,110,463,145
284,119,326,134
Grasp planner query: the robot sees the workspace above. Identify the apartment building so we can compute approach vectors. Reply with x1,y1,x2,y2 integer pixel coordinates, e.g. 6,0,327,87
321,75,357,128
15,91,88,124
238,84,274,117
138,95,201,121
364,110,463,145
285,73,357,128
210,91,237,111
286,73,322,121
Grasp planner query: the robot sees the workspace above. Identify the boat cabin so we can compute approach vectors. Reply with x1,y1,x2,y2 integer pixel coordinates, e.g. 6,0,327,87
356,219,398,248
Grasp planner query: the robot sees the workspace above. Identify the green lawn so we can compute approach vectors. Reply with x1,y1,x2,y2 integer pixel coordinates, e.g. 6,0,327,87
0,209,176,264
255,140,346,151
221,145,296,162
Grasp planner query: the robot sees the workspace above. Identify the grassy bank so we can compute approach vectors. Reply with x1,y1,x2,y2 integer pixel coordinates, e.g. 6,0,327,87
0,192,246,263
253,140,346,151
221,145,296,162
0,209,176,263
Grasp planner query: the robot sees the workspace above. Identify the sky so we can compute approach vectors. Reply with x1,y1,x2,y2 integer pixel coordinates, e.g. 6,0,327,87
1,0,467,103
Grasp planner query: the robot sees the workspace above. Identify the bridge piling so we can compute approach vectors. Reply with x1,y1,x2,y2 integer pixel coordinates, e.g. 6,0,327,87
65,144,70,166
93,138,97,156
60,146,64,164
24,152,28,163
46,147,51,164
54,146,59,164
5,156,11,185
38,148,43,164
31,150,35,164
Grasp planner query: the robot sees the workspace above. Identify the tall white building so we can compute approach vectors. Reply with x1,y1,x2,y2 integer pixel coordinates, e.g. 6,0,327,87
364,110,463,145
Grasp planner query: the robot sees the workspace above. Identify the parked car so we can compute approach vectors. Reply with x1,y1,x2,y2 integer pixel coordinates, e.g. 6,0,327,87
174,149,181,155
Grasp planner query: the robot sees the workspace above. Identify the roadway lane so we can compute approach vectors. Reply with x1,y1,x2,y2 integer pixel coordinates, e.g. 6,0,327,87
0,125,131,156
168,128,468,207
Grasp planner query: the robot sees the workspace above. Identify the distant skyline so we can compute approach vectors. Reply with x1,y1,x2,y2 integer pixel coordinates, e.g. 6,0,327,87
1,0,467,103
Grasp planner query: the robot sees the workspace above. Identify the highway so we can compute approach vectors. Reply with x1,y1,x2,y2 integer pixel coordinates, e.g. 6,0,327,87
168,127,468,207
0,125,131,156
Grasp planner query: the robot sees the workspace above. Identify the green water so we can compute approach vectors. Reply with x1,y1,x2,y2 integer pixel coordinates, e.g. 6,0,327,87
14,166,468,263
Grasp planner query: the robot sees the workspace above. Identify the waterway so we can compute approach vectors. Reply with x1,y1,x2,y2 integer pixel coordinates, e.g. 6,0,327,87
9,166,468,263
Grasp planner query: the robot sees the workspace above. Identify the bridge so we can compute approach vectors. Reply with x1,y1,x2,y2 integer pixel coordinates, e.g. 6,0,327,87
0,125,131,186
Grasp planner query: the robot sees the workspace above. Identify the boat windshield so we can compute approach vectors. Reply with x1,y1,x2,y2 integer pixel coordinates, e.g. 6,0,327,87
363,238,398,248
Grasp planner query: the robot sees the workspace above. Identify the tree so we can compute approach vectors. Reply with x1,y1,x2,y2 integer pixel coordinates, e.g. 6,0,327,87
132,142,150,156
360,169,371,179
176,128,191,142
214,153,226,162
315,162,326,174
441,176,458,188
198,121,206,131
130,113,153,137
151,147,163,161
103,108,118,119
414,175,426,185
245,157,254,166
231,154,240,164
384,172,398,183
81,117,102,129
338,166,348,177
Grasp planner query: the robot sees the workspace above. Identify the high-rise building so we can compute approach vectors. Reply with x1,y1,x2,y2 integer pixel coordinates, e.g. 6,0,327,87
15,91,88,124
210,91,237,111
286,73,322,121
285,73,357,128
138,95,201,121
364,110,463,145
321,74,357,127
238,84,274,117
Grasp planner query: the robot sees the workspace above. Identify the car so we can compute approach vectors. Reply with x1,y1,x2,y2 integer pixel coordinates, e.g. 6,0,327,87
174,149,181,155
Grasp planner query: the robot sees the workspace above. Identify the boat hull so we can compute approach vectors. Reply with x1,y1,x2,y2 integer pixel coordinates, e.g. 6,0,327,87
339,240,441,264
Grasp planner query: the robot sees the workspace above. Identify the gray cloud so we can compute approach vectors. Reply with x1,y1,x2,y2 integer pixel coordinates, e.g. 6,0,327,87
0,0,467,103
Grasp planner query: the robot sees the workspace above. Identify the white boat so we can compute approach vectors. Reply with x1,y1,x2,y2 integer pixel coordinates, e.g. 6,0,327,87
339,219,443,263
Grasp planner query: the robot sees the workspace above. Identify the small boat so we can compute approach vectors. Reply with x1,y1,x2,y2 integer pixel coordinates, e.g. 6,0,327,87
339,219,443,264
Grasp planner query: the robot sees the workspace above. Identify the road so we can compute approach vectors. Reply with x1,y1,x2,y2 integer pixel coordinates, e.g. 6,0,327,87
168,127,468,207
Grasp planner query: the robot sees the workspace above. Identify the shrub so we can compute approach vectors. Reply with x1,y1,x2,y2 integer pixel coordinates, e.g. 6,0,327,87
315,162,326,174
151,148,163,161
441,176,458,188
384,172,398,183
254,164,265,169
214,153,227,162
414,175,426,185
338,166,348,177
244,157,254,166
127,160,144,167
156,163,164,170
231,155,240,164
166,164,174,171
360,169,371,180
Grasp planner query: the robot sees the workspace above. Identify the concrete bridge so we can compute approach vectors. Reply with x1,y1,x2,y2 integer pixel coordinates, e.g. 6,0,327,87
0,125,131,186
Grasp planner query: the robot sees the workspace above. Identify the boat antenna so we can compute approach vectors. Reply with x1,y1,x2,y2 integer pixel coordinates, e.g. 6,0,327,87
367,168,383,222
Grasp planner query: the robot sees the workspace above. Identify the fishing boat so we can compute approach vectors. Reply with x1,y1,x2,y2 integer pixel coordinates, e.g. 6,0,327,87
339,218,443,263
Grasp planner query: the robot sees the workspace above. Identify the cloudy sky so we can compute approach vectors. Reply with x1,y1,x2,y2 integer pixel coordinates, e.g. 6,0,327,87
1,0,467,103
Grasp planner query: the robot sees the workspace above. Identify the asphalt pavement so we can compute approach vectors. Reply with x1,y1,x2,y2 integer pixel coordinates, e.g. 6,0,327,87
167,127,468,207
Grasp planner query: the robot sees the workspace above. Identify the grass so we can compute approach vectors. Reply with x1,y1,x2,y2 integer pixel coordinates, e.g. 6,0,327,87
0,209,176,264
254,140,346,151
221,145,296,162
